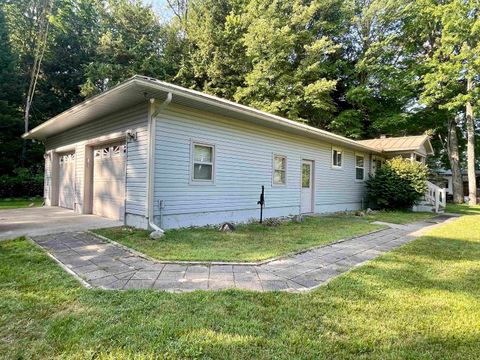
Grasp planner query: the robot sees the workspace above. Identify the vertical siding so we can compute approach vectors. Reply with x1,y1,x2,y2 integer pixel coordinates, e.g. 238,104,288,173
43,151,52,205
44,104,149,219
154,106,371,228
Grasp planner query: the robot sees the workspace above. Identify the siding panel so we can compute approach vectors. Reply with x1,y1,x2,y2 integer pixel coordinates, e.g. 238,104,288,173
154,106,370,228
44,104,148,219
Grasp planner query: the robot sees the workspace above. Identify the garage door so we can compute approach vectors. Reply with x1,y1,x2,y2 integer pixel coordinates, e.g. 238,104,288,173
93,143,126,220
58,152,76,209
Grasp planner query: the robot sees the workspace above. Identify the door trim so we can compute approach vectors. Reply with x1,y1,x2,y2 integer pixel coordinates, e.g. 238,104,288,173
300,159,315,214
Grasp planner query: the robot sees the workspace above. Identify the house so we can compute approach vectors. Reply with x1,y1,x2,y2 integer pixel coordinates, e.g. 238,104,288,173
22,76,436,230
436,169,480,198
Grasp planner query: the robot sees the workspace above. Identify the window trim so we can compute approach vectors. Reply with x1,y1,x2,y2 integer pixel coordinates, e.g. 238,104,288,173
355,153,365,182
331,146,343,169
190,141,215,184
272,154,287,186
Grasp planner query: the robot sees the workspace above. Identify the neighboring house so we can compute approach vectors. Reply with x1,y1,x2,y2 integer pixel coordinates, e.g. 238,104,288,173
22,76,436,230
436,169,480,197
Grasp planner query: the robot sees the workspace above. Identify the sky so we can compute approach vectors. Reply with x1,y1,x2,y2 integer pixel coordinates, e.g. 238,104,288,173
142,0,175,22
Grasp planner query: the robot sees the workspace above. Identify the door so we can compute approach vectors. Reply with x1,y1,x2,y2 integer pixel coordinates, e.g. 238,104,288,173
58,152,76,209
92,143,126,220
301,160,314,213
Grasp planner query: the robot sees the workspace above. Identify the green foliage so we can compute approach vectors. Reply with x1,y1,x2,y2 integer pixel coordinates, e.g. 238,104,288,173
367,157,429,209
0,168,44,198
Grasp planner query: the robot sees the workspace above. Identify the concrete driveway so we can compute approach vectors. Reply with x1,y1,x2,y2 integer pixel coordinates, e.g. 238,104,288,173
0,207,122,240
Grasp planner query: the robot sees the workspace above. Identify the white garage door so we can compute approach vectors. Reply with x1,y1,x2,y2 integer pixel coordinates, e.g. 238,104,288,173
58,152,76,209
93,143,126,220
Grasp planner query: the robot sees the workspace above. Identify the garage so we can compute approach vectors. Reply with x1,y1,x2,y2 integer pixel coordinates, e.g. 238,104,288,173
92,143,126,220
58,152,76,209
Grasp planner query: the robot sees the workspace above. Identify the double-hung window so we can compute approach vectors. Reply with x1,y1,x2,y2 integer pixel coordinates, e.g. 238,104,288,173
273,155,287,185
192,142,214,182
332,147,343,168
355,154,365,181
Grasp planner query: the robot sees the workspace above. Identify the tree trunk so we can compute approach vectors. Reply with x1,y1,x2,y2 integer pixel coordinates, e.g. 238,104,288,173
447,118,464,203
466,77,477,205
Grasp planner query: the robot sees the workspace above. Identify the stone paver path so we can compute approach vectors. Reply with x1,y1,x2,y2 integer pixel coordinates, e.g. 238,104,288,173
30,215,455,292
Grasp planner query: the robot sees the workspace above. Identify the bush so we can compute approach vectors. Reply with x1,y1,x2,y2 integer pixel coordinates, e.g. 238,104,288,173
366,157,428,210
0,168,44,198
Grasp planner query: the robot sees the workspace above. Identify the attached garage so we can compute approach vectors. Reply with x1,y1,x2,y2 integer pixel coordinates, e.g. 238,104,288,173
92,143,126,220
58,152,76,209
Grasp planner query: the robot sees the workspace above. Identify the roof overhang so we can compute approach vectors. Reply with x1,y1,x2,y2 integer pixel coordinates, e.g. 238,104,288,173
23,75,380,154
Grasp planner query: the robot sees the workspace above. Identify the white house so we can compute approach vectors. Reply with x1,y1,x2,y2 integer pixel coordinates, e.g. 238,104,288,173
23,76,436,230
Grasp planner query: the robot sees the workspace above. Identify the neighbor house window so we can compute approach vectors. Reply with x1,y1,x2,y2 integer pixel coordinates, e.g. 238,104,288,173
332,147,343,168
192,142,214,182
355,154,365,181
273,155,287,185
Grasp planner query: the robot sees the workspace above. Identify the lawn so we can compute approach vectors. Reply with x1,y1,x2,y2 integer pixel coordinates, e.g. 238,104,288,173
446,202,480,215
93,211,433,262
363,209,436,224
1,214,479,358
93,215,384,262
0,197,43,209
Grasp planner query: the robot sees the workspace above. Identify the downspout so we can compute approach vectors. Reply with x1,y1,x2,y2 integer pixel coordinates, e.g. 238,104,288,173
146,93,172,238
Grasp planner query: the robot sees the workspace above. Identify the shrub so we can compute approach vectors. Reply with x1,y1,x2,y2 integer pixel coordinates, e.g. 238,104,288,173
0,168,44,198
366,157,428,210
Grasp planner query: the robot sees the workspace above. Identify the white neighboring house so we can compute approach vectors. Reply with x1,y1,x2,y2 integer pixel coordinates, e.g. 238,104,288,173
23,76,438,230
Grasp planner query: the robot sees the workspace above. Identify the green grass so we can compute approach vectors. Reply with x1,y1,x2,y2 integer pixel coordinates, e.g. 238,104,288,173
93,215,384,262
1,215,480,358
93,211,434,262
363,210,436,224
446,203,480,215
0,197,43,209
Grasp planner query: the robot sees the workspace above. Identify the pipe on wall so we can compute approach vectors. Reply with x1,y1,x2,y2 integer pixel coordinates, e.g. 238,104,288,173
146,93,172,236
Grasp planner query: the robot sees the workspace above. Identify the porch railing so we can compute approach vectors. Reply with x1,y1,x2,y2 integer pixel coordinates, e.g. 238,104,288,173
425,180,447,213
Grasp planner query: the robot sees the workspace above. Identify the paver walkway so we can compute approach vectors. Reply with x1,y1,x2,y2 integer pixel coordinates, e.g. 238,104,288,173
31,215,456,292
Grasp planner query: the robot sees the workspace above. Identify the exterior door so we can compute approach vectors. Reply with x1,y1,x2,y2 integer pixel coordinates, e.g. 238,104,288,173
58,152,76,209
92,143,126,220
301,160,314,213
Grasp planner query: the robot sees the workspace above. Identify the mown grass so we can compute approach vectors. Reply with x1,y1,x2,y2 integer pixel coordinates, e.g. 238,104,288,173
93,211,433,262
93,215,384,262
1,215,479,359
363,209,436,224
0,197,43,209
446,202,480,215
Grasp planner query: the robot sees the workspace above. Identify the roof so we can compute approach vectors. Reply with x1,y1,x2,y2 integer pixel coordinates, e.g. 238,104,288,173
356,135,434,155
22,75,379,154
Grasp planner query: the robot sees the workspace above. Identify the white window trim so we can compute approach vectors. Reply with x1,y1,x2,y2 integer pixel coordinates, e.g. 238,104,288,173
190,140,215,184
272,154,287,186
355,153,365,182
331,146,343,169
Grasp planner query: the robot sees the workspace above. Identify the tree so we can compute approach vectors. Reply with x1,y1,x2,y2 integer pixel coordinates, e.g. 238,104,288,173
0,4,23,175
233,0,348,127
421,0,480,205
174,0,248,100
80,0,172,96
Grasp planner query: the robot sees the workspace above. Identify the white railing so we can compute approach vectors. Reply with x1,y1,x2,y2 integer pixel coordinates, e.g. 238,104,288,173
425,181,447,213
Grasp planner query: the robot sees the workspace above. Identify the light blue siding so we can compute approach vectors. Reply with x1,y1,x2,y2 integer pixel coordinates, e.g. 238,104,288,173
44,104,149,225
153,105,370,228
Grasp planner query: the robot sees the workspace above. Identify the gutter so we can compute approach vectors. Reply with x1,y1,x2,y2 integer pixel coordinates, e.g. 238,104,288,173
146,93,172,237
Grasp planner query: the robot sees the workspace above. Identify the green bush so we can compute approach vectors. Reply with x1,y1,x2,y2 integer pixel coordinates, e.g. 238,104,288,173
0,168,44,198
366,157,428,210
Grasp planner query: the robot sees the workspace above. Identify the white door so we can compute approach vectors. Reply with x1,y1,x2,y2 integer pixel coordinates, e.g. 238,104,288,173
301,160,314,213
58,152,76,209
92,143,126,220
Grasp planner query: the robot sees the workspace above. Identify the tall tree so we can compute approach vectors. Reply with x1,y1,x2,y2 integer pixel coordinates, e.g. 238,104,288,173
234,0,348,127
80,0,172,96
421,0,480,204
0,4,23,175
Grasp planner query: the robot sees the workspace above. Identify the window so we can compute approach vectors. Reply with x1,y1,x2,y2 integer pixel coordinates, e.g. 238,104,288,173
302,163,311,188
332,147,342,168
355,154,365,181
415,154,424,163
273,155,286,185
192,143,214,182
